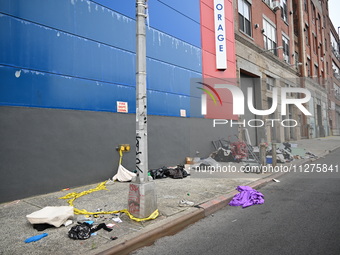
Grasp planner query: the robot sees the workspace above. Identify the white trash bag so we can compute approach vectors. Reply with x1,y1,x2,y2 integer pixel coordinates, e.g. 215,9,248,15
112,164,136,182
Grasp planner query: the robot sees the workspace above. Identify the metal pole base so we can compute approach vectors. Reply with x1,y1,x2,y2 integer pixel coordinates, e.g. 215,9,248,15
128,181,157,219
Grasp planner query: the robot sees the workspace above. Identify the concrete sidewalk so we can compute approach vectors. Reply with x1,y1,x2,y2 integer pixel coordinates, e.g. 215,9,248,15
0,137,339,255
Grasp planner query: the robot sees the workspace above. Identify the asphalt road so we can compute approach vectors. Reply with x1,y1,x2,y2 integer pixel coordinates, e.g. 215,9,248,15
132,148,340,255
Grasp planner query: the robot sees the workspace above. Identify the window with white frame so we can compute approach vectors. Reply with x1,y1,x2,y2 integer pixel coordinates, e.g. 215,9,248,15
281,0,288,23
238,0,252,36
282,34,290,63
263,18,277,55
266,76,275,91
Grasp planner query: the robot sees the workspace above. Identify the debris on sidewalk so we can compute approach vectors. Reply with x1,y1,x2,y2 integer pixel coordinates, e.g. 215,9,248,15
112,164,136,182
68,222,92,240
106,223,115,228
209,136,318,169
147,137,318,179
178,200,195,207
68,222,113,240
64,220,73,227
91,223,113,233
26,206,74,228
210,147,234,162
24,233,48,243
193,157,221,170
149,165,189,180
149,166,168,179
112,217,123,223
229,186,264,208
210,137,261,169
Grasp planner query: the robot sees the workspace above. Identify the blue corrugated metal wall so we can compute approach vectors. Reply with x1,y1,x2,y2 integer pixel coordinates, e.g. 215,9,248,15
0,0,202,116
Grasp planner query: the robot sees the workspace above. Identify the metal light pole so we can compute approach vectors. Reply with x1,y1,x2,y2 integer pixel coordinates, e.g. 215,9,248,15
128,0,157,219
135,0,148,184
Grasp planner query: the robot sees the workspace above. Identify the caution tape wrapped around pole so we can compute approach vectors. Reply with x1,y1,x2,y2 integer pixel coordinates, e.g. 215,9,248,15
59,181,159,222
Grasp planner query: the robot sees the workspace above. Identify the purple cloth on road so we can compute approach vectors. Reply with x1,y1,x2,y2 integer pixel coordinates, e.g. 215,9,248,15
229,186,264,208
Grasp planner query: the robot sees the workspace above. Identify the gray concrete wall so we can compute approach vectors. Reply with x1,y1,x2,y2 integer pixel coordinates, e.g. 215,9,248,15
0,106,236,203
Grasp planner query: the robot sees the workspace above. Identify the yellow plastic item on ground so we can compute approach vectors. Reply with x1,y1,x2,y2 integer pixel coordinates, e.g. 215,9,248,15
59,181,159,222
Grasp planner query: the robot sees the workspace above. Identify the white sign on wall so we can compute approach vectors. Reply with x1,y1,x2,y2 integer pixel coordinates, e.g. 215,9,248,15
117,101,128,113
214,0,227,70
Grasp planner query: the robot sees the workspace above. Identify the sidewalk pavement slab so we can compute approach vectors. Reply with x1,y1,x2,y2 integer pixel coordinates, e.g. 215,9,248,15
0,136,339,255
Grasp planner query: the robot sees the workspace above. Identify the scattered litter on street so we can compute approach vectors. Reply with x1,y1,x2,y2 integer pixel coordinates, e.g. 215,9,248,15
178,200,195,207
209,137,318,169
192,157,221,171
112,164,136,182
24,233,48,243
149,165,189,179
272,179,281,183
68,222,113,240
106,223,115,228
229,186,264,208
112,217,123,223
68,222,92,240
26,206,74,227
64,220,73,227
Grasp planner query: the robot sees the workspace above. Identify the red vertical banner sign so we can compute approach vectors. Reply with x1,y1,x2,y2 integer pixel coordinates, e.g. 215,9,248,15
200,0,238,120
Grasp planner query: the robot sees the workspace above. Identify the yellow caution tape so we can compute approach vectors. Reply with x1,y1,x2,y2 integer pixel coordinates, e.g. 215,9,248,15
59,181,159,222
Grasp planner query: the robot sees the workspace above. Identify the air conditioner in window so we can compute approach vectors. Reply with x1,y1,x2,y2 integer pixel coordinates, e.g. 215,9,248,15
271,0,280,11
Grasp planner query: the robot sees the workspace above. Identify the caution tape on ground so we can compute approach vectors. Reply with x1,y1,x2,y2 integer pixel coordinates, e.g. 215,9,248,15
59,181,159,222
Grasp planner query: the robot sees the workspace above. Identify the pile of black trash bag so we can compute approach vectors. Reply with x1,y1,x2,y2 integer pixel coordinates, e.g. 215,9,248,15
68,222,112,240
149,165,189,179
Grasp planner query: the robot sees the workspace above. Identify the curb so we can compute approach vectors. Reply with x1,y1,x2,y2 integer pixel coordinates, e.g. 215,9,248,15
96,208,205,255
96,147,340,255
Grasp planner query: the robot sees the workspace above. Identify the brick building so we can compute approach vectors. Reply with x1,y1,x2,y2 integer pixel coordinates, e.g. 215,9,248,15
327,16,340,135
234,0,339,142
